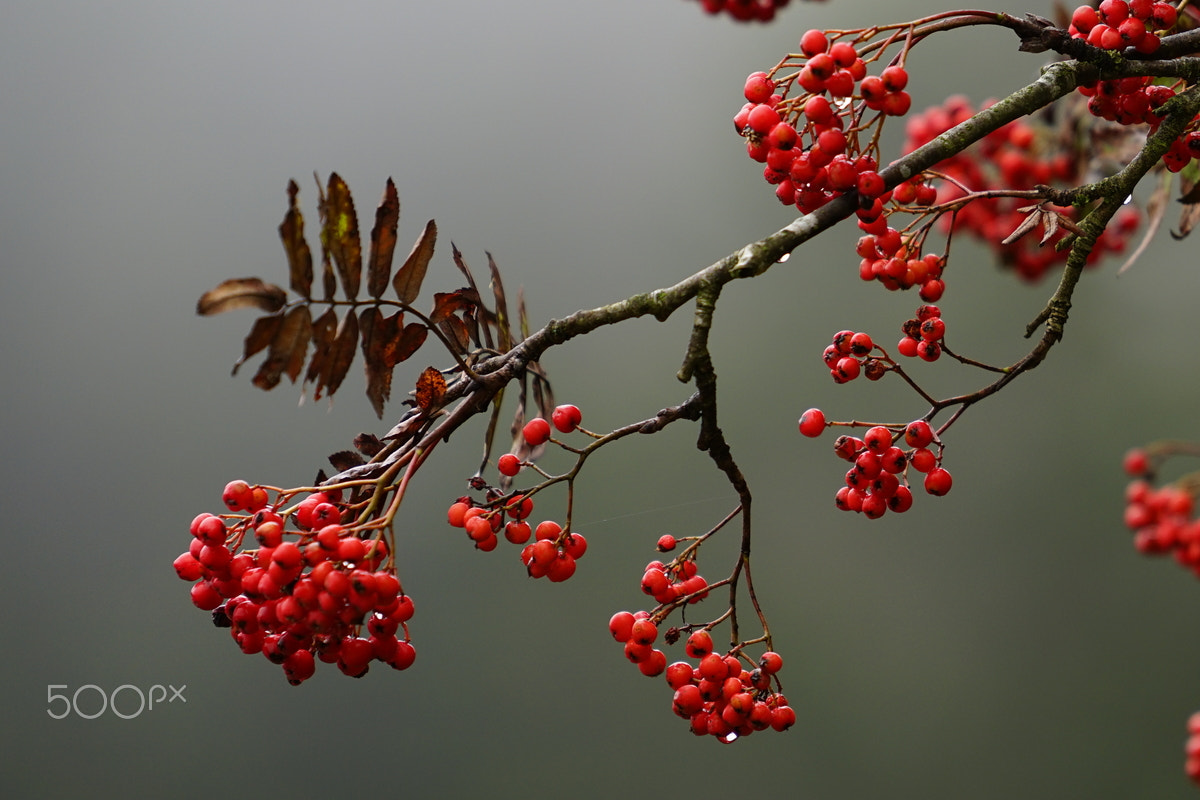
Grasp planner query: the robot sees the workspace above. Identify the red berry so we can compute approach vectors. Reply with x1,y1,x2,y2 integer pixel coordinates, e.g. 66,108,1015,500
880,66,909,92
686,630,715,658
863,425,893,454
609,612,636,642
551,404,583,433
497,453,522,477
222,480,252,512
656,534,677,552
924,467,953,496
798,408,827,438
743,72,775,104
904,420,934,449
523,418,552,446
799,29,829,56
759,651,784,674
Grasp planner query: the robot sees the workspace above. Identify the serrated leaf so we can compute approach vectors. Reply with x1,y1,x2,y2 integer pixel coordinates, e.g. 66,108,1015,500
323,173,362,300
367,178,400,299
414,366,447,412
386,322,428,366
314,174,337,301
320,309,359,400
393,219,437,304
279,180,313,299
197,278,287,316
303,308,339,387
232,313,284,376
252,305,312,390
360,307,396,418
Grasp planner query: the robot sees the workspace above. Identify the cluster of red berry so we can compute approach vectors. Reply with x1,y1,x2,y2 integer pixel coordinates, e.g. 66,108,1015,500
446,404,591,580
446,494,535,552
800,412,953,519
608,612,795,741
1069,0,1177,55
691,0,795,22
901,96,1140,281
735,30,912,214
1122,448,1200,571
821,329,887,384
641,552,710,605
175,483,415,684
854,221,947,300
897,304,946,363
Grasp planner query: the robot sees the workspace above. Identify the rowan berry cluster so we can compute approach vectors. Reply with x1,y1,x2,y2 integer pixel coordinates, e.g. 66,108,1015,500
735,29,912,214
608,611,795,741
1066,0,1200,176
1122,446,1200,573
901,96,1140,281
1068,1,1176,56
854,221,947,301
691,0,795,22
445,403,591,580
897,304,946,362
800,412,953,519
175,483,415,684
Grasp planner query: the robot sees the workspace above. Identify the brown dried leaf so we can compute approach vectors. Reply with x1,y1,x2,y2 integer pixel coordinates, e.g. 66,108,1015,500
414,366,447,412
323,173,362,300
393,219,437,305
232,313,284,376
303,308,339,387
1118,174,1169,275
328,450,366,472
387,322,429,366
438,315,470,355
321,309,359,400
367,178,400,299
383,408,426,441
360,307,396,418
1175,176,1200,240
197,278,287,316
488,252,513,352
430,289,478,325
353,433,384,457
452,244,494,350
279,180,313,299
314,175,337,301
252,305,312,390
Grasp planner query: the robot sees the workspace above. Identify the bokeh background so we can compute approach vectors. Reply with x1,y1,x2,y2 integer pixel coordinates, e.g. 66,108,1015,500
4,1,1200,797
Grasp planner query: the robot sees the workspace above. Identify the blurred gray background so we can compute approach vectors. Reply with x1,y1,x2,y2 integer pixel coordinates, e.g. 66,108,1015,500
4,1,1200,797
